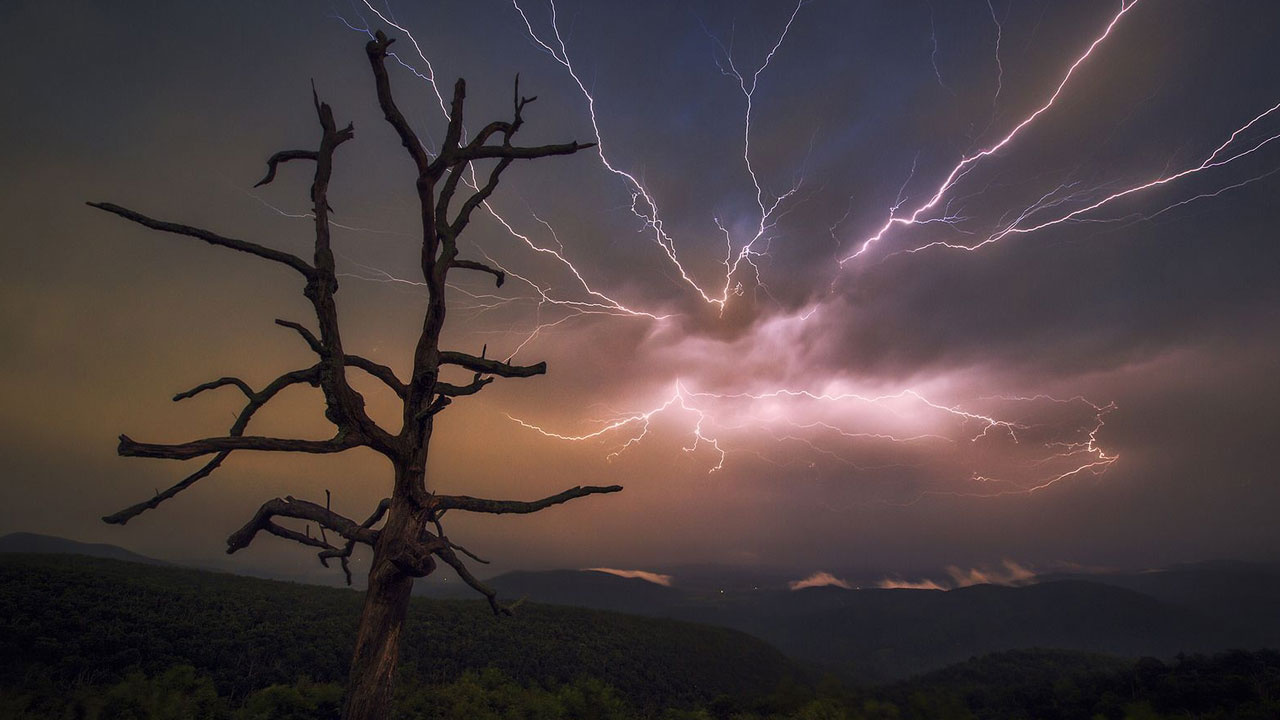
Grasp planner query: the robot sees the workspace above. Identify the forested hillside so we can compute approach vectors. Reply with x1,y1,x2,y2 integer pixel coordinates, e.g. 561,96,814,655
0,554,791,711
3,555,1279,719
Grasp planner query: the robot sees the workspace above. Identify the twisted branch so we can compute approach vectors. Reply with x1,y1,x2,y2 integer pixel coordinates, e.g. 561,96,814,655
118,432,362,461
104,366,323,524
254,149,319,187
226,496,380,554
452,259,505,287
87,202,314,277
434,543,514,616
433,485,623,515
439,351,546,378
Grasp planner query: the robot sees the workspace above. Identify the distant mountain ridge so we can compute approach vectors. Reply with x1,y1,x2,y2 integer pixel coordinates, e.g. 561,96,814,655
428,561,1280,681
0,532,165,565
9,533,1280,682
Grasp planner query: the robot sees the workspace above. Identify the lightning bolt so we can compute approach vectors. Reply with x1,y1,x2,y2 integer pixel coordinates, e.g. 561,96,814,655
513,0,806,311
841,0,1142,264
306,1,1280,505
508,383,1116,501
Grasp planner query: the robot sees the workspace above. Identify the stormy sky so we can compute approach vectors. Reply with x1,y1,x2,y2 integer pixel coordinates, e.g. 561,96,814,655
2,0,1278,586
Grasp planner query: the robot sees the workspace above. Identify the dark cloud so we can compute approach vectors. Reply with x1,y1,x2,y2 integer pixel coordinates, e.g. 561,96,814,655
1,0,1278,579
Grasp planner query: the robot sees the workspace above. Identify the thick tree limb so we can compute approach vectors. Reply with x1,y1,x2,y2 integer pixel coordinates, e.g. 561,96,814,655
435,373,492,397
438,351,546,378
119,432,361,461
433,485,623,515
87,202,314,278
451,259,505,287
254,149,319,187
365,32,432,177
457,141,596,163
226,496,379,554
384,532,447,577
440,79,466,164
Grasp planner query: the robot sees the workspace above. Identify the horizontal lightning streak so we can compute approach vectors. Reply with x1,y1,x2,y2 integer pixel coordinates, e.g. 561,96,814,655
510,384,1115,494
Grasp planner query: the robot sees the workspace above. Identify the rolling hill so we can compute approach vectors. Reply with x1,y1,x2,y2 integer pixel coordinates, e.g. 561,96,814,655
450,563,1280,681
0,532,165,565
0,553,793,709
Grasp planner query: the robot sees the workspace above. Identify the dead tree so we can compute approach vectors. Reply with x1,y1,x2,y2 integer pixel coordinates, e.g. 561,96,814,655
89,31,620,720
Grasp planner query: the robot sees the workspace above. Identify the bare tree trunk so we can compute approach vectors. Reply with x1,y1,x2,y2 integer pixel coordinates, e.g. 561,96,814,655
342,498,422,720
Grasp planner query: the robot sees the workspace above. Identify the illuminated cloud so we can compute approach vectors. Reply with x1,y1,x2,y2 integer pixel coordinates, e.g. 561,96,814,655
789,571,852,590
876,560,1037,591
586,568,674,587
2,1,1278,579
946,560,1036,587
876,578,949,591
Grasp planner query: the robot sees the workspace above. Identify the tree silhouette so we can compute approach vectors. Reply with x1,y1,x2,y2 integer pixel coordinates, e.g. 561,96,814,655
89,31,620,720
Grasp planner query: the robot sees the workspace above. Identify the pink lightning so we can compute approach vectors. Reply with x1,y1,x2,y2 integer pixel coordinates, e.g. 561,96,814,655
840,0,1143,264
316,1,1279,505
507,382,1117,501
513,0,806,311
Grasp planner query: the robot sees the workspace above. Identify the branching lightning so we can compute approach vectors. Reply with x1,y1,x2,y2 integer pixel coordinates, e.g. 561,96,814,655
513,0,806,311
508,383,1117,501
841,0,1144,264
305,1,1278,503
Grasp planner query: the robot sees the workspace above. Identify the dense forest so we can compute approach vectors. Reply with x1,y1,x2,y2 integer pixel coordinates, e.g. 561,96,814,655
2,555,1279,719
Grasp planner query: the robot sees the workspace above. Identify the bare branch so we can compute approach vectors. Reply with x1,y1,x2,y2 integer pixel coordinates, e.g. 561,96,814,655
384,532,447,577
102,452,229,525
88,202,314,277
173,377,254,402
456,140,596,163
365,32,432,176
440,78,466,159
254,149,319,187
439,351,545,378
276,318,324,354
226,495,379,554
435,373,493,397
119,432,361,461
318,498,392,585
273,318,404,397
449,541,490,565
434,543,513,616
345,356,407,398
433,484,623,515
106,366,323,524
451,259,505,287
450,157,513,236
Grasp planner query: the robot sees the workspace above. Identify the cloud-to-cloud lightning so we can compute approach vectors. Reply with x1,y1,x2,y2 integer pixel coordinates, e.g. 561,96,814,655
840,0,1144,264
315,0,1278,506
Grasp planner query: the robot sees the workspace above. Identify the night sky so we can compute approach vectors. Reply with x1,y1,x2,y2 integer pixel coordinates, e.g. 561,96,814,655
2,0,1278,588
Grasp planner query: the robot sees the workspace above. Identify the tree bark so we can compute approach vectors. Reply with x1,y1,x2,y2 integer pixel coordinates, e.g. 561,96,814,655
342,494,422,720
